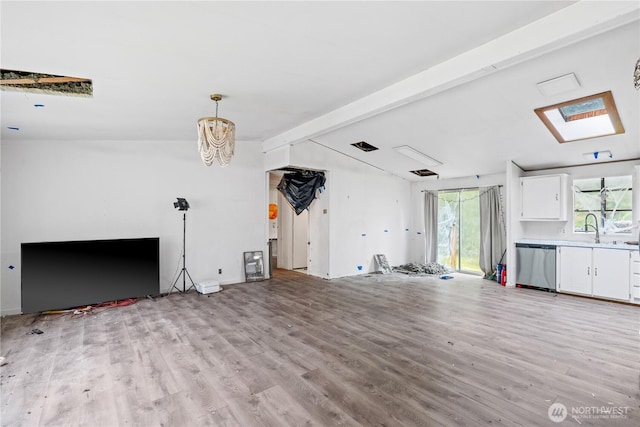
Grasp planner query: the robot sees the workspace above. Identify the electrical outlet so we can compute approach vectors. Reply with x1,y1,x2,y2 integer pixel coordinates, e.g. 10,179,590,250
218,268,222,274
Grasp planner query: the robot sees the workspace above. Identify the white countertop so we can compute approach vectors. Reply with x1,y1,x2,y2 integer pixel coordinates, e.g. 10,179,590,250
516,238,639,251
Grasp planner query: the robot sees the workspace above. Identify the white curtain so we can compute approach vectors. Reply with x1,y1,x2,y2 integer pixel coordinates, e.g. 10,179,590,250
423,191,438,263
479,186,506,278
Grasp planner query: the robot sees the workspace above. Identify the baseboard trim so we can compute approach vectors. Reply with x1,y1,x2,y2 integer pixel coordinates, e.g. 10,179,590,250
1,307,22,316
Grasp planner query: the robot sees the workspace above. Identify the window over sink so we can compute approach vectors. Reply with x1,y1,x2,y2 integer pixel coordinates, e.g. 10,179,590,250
573,175,632,235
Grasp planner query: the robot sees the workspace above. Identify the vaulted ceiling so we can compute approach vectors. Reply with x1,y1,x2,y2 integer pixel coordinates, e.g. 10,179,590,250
2,1,639,180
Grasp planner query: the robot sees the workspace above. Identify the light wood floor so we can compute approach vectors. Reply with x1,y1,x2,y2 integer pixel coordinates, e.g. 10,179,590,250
1,270,639,426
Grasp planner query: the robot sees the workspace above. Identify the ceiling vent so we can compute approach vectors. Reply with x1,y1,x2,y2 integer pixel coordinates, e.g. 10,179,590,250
409,169,438,177
536,73,580,97
351,141,379,152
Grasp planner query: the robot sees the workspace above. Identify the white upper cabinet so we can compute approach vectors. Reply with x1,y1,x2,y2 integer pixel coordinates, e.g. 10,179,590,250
520,174,568,221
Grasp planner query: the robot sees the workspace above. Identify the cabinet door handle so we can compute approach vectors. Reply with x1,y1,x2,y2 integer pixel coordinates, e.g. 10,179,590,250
587,266,590,275
555,193,558,201
594,267,598,276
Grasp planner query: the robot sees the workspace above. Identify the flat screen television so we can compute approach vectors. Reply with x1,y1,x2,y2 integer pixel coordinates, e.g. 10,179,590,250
21,237,159,313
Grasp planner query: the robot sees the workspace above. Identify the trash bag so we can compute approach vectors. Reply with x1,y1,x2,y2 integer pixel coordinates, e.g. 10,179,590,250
277,170,325,215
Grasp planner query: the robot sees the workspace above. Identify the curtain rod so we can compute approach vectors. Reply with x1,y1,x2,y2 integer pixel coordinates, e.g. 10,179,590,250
421,184,503,192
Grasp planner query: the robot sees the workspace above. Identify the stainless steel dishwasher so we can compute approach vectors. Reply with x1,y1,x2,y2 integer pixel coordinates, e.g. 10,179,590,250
516,243,556,291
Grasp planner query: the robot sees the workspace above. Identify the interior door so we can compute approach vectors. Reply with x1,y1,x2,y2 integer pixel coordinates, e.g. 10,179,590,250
292,209,308,269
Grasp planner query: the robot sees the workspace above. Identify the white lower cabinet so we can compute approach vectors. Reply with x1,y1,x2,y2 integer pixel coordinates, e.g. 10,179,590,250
630,252,640,304
558,246,631,301
592,248,630,301
558,247,592,295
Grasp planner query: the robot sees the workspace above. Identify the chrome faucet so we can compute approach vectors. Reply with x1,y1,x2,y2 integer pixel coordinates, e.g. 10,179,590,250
584,213,600,243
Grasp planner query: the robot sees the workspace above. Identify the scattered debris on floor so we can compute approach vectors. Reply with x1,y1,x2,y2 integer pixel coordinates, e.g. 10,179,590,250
0,357,6,366
40,298,137,317
27,328,43,335
393,262,449,276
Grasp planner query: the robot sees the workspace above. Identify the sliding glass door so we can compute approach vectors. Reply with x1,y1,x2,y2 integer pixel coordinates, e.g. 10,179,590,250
437,189,481,273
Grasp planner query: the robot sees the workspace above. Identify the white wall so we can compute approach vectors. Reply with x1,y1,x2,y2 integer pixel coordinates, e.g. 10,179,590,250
1,139,265,315
505,161,525,287
0,138,2,314
289,141,412,278
307,172,330,278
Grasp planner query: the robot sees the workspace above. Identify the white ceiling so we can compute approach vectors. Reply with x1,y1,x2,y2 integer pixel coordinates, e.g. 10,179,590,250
2,1,639,180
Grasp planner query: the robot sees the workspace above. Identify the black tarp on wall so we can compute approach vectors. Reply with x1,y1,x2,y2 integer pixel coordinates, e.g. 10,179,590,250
277,170,326,215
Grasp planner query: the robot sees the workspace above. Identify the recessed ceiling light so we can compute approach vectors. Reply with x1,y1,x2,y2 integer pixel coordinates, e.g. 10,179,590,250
351,141,378,152
394,145,441,167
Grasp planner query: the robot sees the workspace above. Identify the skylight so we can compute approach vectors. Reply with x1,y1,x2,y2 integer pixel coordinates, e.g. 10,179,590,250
534,91,624,143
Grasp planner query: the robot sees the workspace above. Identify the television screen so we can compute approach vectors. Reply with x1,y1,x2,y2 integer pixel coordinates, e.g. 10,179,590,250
21,237,159,313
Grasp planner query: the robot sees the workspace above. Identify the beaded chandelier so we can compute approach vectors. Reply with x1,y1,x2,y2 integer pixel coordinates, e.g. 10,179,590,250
197,94,235,166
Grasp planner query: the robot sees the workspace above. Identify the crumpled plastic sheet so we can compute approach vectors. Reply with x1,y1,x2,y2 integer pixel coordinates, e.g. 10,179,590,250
573,180,633,234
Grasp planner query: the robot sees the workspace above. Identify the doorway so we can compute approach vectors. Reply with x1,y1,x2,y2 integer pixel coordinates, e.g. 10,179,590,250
437,189,481,273
268,171,309,274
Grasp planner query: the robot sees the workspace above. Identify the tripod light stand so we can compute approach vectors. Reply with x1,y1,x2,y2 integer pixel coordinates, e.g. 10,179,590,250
171,198,196,293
